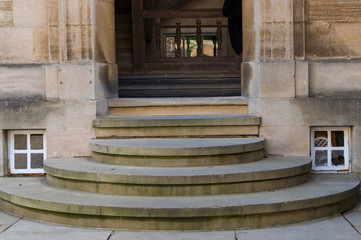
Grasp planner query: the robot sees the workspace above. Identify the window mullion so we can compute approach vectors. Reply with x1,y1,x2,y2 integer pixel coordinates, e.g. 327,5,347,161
27,133,31,170
326,130,330,167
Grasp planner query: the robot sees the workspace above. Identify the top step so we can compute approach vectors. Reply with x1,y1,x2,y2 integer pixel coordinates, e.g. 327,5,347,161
106,97,249,117
118,73,242,98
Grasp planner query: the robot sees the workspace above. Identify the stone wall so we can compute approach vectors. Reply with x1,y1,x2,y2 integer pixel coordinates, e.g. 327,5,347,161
244,0,361,172
0,0,117,176
306,0,361,59
305,0,361,97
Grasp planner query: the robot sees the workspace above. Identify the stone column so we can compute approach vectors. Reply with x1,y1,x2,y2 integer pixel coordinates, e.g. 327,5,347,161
0,0,118,175
242,0,310,156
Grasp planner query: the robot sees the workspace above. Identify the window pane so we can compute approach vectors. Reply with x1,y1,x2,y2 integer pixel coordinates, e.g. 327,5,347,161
14,134,27,150
314,131,328,147
203,39,215,57
31,153,44,169
165,37,175,57
186,37,197,57
332,150,345,166
331,131,344,147
14,154,27,169
30,134,43,150
315,150,328,166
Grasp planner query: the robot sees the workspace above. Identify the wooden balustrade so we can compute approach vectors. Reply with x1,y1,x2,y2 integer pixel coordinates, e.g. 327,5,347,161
143,8,225,58
130,0,236,74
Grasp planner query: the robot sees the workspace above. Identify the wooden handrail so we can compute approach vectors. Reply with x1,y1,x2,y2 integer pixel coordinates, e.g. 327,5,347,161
143,9,223,19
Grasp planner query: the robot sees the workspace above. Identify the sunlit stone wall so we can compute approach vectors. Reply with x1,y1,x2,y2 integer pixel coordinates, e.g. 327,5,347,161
0,0,117,175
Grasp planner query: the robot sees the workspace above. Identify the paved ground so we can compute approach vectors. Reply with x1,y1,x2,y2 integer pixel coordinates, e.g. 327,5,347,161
1,202,361,240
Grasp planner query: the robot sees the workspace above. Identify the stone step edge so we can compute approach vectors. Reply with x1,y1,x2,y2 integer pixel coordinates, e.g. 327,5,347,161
89,138,265,157
93,115,260,128
108,96,248,108
44,156,311,185
0,175,358,218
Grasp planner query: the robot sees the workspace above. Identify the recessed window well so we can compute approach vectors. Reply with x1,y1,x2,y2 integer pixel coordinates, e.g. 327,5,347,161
8,130,46,174
311,127,350,172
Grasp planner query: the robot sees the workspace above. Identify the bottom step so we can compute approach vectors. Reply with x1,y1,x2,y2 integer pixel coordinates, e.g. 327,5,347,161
0,175,359,230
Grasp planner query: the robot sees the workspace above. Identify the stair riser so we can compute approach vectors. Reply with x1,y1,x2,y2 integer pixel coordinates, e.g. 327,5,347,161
1,196,357,230
90,139,265,157
92,149,265,167
95,126,259,138
109,106,248,117
46,173,311,196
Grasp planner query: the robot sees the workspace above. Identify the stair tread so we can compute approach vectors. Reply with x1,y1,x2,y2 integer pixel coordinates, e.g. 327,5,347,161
0,175,358,217
45,156,311,185
94,115,260,127
89,138,265,156
108,96,248,107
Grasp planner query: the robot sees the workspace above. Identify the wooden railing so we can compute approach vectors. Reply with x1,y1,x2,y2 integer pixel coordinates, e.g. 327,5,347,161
143,9,225,58
131,0,231,73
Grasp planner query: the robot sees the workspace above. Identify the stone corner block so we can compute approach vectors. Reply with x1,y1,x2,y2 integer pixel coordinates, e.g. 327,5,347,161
258,61,295,98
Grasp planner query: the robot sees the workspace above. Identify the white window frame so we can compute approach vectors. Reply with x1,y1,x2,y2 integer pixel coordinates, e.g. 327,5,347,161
311,127,350,172
8,130,46,174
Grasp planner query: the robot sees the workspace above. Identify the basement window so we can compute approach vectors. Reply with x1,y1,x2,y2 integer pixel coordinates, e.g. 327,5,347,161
311,127,350,172
8,130,46,175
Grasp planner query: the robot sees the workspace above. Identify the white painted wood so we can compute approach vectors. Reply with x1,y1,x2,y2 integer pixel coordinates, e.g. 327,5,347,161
311,127,350,172
8,130,46,174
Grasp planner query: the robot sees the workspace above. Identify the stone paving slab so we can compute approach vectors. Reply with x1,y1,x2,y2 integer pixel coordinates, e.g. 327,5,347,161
0,212,111,240
345,202,361,233
1,209,361,240
0,209,20,233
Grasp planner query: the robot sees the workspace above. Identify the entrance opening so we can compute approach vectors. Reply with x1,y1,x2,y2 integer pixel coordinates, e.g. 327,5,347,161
114,0,243,97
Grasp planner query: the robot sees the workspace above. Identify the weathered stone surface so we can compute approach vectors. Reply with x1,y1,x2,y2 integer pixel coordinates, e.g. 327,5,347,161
0,175,358,230
260,126,310,156
108,97,249,117
94,63,118,99
90,138,265,157
309,61,361,97
295,61,309,97
306,0,361,59
0,131,4,176
0,65,44,99
58,64,95,100
0,0,13,27
13,0,47,27
249,97,361,165
45,156,311,196
0,100,95,173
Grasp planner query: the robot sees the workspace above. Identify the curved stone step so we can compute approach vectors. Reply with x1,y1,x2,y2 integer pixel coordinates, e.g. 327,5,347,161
94,115,260,138
0,175,358,230
44,156,312,196
90,138,265,167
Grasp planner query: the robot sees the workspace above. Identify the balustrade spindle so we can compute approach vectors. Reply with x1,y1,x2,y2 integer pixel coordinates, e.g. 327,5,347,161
155,18,161,57
176,18,182,57
196,18,202,57
217,18,223,56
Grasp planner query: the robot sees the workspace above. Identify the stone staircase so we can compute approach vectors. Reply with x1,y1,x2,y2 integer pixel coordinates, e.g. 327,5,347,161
0,97,359,230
